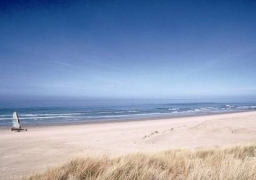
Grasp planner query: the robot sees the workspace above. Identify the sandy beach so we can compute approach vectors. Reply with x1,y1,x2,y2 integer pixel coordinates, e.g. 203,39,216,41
0,111,256,179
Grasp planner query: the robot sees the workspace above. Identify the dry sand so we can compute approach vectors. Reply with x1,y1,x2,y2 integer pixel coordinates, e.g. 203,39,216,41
0,111,256,179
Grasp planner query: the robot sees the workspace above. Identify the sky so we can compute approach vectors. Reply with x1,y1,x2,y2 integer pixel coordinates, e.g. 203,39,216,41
0,0,256,100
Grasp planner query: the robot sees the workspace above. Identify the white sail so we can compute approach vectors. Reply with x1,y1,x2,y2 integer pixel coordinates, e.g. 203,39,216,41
12,112,21,129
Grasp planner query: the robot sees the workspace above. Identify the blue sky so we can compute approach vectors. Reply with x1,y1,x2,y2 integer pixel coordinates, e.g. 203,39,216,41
0,0,256,100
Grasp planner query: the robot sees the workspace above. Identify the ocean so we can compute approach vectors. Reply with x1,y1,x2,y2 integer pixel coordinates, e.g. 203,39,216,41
0,99,256,127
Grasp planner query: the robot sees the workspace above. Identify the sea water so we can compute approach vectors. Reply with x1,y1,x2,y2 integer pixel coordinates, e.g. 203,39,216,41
0,99,256,127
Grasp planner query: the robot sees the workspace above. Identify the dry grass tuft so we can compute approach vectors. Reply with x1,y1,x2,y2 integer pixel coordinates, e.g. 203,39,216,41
26,144,256,180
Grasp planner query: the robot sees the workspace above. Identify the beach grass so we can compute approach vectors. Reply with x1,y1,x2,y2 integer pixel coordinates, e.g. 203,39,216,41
26,144,256,180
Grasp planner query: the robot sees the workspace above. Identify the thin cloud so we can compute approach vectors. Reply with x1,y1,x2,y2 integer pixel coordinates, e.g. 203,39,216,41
52,61,73,67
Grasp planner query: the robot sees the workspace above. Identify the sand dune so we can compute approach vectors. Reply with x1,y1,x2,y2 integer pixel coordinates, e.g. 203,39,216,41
0,111,256,179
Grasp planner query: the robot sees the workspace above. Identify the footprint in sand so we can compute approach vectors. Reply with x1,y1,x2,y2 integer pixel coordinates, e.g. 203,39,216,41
143,130,158,139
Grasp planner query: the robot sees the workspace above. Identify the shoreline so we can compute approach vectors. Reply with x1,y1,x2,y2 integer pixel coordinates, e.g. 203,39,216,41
1,109,254,130
1,111,256,179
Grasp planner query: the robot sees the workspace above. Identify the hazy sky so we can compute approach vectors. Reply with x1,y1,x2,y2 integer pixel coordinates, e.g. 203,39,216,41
0,0,256,100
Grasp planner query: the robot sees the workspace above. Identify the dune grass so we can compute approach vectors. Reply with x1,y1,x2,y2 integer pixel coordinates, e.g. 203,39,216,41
26,144,256,180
